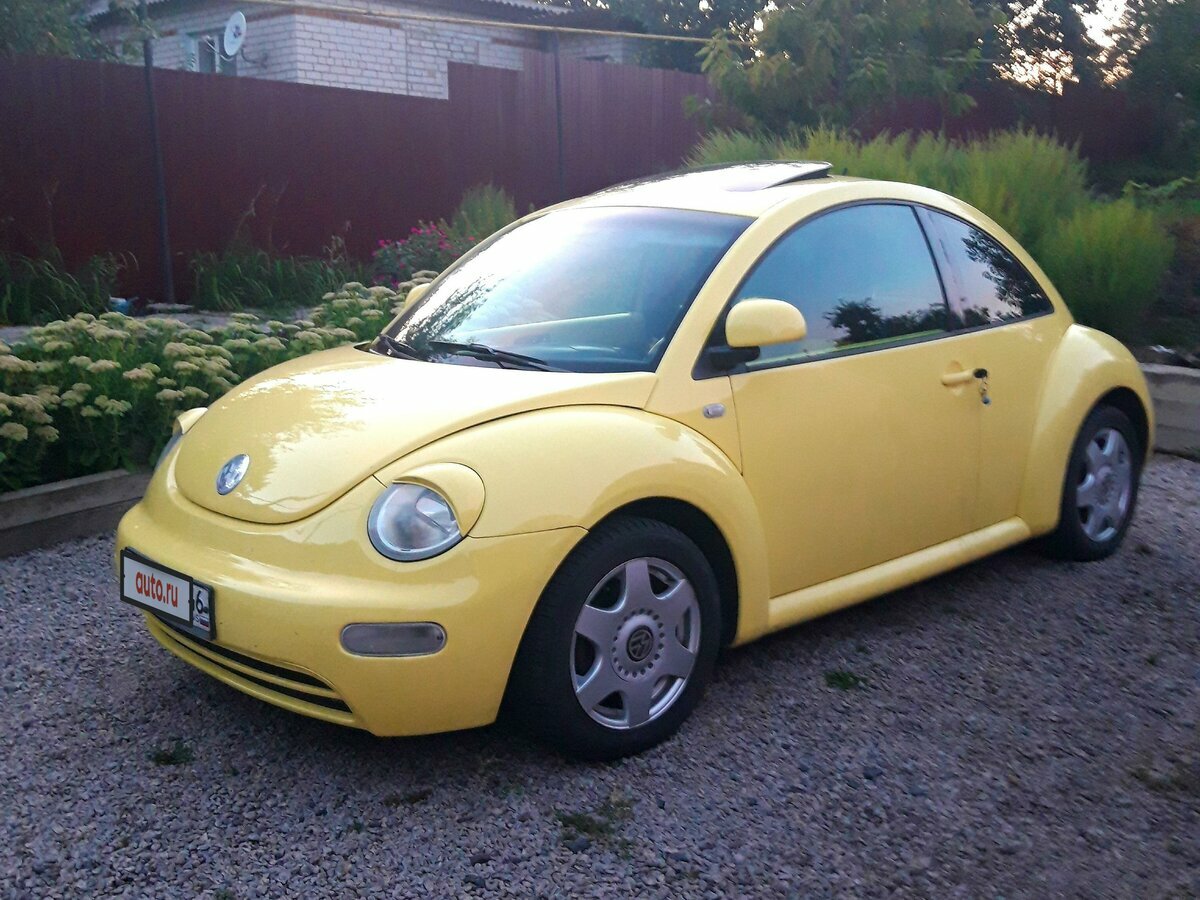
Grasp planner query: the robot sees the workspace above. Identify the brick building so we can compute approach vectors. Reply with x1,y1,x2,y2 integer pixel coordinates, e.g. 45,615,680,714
87,0,643,99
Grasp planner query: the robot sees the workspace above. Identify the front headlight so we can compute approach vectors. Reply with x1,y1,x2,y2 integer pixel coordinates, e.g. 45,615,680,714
368,483,463,561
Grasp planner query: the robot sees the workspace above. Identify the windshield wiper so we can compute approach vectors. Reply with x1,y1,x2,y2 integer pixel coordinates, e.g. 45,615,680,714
371,333,425,361
428,340,563,372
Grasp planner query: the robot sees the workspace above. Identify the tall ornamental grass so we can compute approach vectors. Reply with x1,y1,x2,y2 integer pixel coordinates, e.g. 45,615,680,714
190,236,370,313
689,128,1172,339
1039,201,1176,339
450,183,519,241
954,131,1088,250
0,251,130,326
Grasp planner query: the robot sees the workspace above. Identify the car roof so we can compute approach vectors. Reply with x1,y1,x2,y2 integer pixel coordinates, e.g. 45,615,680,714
563,162,938,219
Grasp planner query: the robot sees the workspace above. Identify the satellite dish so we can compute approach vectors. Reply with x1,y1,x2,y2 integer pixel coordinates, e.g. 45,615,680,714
222,11,247,57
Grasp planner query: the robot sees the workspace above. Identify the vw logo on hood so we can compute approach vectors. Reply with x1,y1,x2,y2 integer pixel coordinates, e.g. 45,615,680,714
216,454,250,495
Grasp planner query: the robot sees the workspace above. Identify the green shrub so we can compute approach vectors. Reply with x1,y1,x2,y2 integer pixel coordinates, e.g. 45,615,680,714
957,131,1089,251
373,185,518,287
373,224,474,287
0,251,128,326
449,183,519,242
796,129,932,185
0,281,411,492
1039,201,1175,339
690,128,967,187
190,237,369,312
688,130,778,166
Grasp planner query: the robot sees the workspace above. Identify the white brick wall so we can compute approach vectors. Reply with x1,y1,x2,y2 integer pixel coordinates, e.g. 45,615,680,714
94,0,640,97
95,1,298,80
557,33,639,65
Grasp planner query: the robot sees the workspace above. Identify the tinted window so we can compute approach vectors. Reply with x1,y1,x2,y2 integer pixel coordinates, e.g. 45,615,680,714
387,207,748,373
731,204,948,367
923,210,1053,327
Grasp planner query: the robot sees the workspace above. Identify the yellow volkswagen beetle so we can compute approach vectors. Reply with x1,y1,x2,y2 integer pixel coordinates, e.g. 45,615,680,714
117,163,1153,759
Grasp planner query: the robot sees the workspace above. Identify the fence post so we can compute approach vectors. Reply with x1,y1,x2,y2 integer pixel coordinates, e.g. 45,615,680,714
551,30,566,201
140,0,176,304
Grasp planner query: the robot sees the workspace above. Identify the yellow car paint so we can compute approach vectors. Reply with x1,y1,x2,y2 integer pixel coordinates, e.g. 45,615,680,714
116,170,1153,737
1017,324,1154,534
171,346,654,525
121,464,586,735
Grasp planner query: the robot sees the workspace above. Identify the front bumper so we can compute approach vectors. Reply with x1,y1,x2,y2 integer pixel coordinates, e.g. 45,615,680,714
117,470,585,736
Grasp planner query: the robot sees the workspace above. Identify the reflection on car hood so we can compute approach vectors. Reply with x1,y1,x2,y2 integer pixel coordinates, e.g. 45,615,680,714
173,345,655,525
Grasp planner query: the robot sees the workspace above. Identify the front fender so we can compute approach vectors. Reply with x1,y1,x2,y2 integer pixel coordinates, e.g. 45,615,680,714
1018,325,1154,535
375,406,773,643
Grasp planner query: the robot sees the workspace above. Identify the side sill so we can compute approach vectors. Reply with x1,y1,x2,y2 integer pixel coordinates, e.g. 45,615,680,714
765,517,1032,633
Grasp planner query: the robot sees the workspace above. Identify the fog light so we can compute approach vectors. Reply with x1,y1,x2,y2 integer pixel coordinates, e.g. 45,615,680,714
340,623,446,657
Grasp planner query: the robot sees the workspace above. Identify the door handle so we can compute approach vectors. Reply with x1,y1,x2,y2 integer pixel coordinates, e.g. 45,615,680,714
940,369,976,387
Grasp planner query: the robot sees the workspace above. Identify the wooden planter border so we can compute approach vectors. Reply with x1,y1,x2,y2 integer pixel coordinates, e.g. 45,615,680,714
0,469,150,559
1142,364,1200,457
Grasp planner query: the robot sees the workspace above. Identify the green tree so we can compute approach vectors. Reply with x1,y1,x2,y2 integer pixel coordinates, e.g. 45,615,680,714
701,0,986,130
549,0,764,71
988,0,1104,92
1111,0,1199,174
0,0,122,59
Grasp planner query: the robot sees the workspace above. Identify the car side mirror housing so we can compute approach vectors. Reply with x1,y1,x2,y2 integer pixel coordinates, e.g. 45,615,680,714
379,282,434,334
724,298,808,349
403,282,432,310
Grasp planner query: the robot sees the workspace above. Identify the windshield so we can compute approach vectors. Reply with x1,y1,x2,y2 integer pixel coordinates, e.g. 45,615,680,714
383,206,749,373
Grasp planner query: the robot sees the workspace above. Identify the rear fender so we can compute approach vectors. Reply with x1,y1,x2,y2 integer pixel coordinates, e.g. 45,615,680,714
1017,325,1154,535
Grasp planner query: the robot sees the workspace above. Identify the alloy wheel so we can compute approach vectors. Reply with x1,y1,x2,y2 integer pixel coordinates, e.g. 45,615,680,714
1076,426,1133,542
570,557,700,730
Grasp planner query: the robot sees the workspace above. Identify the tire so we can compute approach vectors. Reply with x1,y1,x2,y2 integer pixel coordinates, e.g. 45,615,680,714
1042,404,1142,561
506,516,722,761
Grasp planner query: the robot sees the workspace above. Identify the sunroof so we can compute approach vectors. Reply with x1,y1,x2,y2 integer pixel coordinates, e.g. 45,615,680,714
695,161,834,191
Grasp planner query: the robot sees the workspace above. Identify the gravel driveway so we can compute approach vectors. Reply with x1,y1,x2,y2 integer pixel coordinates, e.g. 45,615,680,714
1,457,1197,898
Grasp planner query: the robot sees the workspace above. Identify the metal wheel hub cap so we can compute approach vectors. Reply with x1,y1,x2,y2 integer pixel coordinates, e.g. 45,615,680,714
613,613,662,676
571,557,701,730
1077,426,1133,543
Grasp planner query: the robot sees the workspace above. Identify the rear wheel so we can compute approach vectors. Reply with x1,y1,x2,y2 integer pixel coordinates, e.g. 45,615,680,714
1042,405,1142,561
506,517,721,761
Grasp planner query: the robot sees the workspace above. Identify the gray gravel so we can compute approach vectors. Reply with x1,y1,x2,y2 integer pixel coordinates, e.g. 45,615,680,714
2,457,1198,899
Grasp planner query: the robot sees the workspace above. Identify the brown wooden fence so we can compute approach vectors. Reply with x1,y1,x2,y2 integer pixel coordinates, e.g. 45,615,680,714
0,53,714,302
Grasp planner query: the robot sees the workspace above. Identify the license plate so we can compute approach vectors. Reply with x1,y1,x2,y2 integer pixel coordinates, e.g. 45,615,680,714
120,550,215,640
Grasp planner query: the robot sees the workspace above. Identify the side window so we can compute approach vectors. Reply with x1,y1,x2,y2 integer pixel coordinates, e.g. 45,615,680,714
923,210,1052,327
731,204,948,368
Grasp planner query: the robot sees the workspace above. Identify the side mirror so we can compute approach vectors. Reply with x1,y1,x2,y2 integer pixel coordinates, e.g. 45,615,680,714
724,298,807,348
379,282,434,335
403,282,432,310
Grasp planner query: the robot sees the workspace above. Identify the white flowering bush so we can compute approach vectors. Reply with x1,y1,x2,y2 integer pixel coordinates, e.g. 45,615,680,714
0,282,412,492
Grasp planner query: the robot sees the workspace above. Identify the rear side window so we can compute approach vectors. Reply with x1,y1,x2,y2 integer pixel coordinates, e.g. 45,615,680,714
922,210,1053,327
732,204,948,368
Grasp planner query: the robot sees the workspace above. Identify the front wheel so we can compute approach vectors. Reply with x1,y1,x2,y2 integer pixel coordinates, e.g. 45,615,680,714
506,517,722,761
1042,404,1142,561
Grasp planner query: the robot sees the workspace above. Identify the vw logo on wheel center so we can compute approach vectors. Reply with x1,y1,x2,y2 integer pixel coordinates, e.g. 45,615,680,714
215,454,250,495
626,626,654,663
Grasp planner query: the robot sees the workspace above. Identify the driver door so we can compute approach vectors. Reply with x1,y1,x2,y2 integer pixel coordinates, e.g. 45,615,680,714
722,203,982,597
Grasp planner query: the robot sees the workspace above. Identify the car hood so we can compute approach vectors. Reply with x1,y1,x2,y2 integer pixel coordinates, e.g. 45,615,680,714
173,345,656,524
